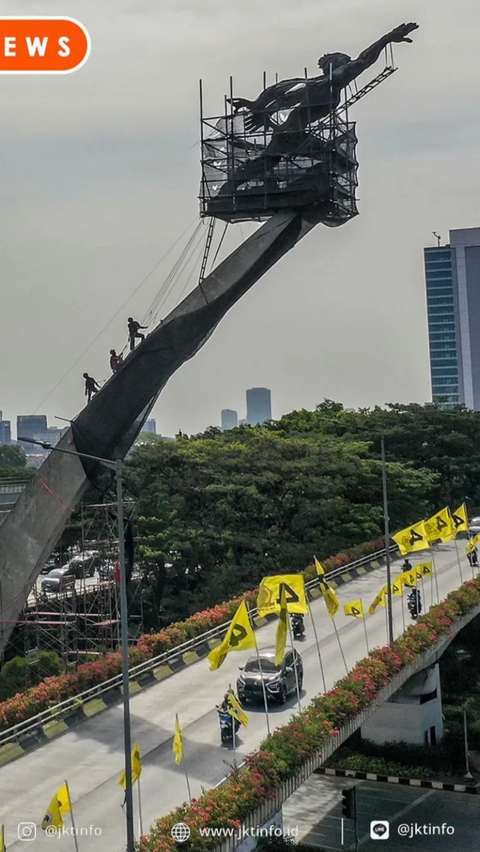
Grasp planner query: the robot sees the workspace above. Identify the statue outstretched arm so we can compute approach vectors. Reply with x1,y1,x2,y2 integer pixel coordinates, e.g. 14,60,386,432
334,22,418,88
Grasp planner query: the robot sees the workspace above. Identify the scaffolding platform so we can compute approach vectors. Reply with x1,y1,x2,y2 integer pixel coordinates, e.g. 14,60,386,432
199,63,395,225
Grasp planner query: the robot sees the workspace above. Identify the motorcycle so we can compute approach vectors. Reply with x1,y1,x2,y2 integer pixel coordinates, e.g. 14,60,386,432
291,614,305,639
407,592,422,620
217,709,240,743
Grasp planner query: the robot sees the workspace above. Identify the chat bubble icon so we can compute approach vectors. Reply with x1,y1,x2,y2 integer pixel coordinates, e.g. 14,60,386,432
370,821,390,840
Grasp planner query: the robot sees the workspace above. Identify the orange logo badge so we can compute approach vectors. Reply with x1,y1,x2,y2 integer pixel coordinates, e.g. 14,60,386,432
0,17,90,74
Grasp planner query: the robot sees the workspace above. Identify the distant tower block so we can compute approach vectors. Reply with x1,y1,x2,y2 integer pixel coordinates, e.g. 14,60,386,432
221,409,238,431
246,388,272,425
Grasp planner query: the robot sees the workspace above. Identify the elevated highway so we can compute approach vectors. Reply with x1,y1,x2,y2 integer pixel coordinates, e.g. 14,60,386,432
0,543,472,851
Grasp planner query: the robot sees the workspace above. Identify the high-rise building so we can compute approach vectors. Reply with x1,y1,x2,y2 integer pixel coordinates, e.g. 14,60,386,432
221,409,238,431
16,415,48,441
246,388,272,425
0,412,11,445
142,420,157,434
424,228,480,409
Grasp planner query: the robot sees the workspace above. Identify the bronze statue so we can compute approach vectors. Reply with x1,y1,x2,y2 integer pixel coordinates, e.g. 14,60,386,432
222,22,418,193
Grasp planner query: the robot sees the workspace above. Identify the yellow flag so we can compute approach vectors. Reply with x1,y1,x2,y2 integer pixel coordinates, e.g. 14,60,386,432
0,824,5,852
173,714,183,765
118,743,142,789
344,599,363,618
257,574,308,617
275,585,288,665
451,503,468,534
466,538,477,554
392,520,428,555
228,689,249,728
368,586,386,616
321,583,340,618
425,507,455,543
416,562,433,578
472,533,480,547
390,578,404,596
399,569,417,587
314,557,325,576
207,600,256,671
41,790,64,832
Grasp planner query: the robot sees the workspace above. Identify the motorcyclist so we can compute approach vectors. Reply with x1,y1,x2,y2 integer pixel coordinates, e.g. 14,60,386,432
407,588,422,616
217,692,240,732
291,613,305,635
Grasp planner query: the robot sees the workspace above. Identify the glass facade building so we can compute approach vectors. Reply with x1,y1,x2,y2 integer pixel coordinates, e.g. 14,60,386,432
424,228,480,409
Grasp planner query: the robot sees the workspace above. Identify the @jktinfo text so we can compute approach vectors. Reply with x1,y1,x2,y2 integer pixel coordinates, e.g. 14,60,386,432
370,820,455,840
17,823,102,841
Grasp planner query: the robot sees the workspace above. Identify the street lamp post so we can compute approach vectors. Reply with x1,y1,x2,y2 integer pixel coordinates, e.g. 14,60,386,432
18,438,135,852
380,433,394,645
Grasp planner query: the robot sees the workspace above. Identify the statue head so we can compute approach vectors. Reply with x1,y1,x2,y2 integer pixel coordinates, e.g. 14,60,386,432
317,52,351,74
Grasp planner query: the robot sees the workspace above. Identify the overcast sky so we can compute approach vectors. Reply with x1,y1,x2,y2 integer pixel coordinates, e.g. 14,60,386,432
1,0,479,437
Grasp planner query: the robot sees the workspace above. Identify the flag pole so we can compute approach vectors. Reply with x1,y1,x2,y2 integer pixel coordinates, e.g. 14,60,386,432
137,777,144,839
362,608,370,654
429,549,440,603
454,538,464,584
306,598,327,692
228,683,237,766
65,780,79,852
287,615,302,712
400,591,405,632
248,604,271,737
332,618,348,673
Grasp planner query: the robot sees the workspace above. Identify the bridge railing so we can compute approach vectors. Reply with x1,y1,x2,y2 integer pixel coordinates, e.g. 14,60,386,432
0,543,395,747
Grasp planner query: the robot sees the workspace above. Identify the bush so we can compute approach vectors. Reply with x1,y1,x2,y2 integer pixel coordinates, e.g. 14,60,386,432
0,651,62,702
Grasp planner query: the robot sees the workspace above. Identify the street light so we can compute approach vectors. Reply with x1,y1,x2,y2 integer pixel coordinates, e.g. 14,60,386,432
321,418,394,645
18,437,135,852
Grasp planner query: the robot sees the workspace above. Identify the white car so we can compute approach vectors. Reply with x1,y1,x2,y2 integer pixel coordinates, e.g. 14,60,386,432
468,516,480,536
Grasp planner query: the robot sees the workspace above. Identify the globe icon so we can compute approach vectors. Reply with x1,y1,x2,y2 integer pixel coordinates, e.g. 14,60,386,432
171,822,191,843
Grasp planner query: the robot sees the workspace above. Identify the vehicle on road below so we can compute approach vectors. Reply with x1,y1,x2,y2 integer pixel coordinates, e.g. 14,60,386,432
468,516,480,536
41,567,77,593
237,647,303,705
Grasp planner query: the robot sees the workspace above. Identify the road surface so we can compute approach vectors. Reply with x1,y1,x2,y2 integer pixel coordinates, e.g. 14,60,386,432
0,543,471,851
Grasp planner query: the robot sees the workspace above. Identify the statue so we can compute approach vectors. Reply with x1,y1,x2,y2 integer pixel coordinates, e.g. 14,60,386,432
220,22,418,195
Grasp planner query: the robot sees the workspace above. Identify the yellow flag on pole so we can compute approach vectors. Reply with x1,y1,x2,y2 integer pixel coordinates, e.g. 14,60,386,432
399,569,417,587
451,503,468,534
392,520,428,555
390,578,404,596
314,557,325,576
0,824,5,852
207,600,256,671
343,600,364,618
257,574,308,617
228,689,249,728
321,583,340,618
173,714,183,765
425,507,455,543
368,586,387,616
41,789,65,832
118,743,142,789
416,562,433,578
275,585,288,665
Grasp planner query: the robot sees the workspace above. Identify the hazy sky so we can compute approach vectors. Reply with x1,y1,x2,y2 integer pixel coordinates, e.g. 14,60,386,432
2,0,480,437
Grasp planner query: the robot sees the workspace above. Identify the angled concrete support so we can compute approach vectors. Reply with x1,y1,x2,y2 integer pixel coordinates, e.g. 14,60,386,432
0,208,323,655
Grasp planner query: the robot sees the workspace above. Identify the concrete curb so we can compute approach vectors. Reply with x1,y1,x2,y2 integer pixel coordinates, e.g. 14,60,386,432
315,766,478,794
0,550,399,766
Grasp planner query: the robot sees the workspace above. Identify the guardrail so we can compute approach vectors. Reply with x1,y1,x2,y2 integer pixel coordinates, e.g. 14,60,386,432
0,543,396,746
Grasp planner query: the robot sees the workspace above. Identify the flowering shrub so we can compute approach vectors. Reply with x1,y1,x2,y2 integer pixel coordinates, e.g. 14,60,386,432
138,577,480,851
0,538,384,732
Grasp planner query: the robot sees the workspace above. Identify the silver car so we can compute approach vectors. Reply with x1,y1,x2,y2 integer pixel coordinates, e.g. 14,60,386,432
468,516,480,536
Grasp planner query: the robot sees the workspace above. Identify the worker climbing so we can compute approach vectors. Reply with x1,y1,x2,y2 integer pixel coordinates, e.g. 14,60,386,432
109,349,123,373
128,317,147,351
83,372,101,403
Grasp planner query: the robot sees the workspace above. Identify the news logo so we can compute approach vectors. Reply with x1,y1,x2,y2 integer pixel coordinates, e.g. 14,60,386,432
0,17,90,74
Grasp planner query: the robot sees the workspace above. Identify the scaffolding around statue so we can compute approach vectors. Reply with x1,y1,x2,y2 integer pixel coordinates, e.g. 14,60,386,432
199,58,395,225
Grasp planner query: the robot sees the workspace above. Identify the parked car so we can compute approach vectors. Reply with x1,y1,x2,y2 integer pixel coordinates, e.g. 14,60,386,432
468,517,480,536
237,647,303,705
40,559,58,575
41,567,77,593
